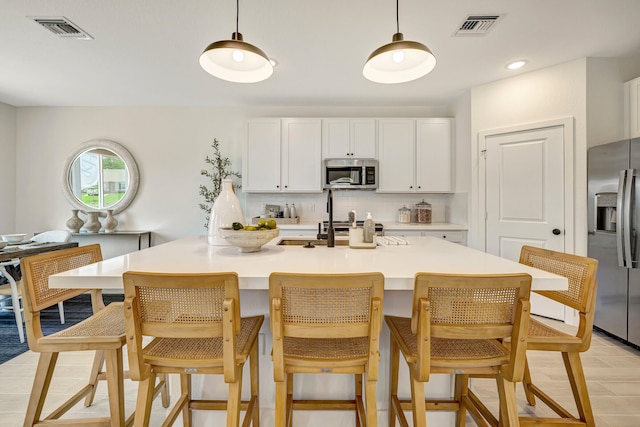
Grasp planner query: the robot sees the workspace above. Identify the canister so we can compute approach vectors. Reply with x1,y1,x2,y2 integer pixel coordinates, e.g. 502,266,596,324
398,205,411,223
414,199,432,224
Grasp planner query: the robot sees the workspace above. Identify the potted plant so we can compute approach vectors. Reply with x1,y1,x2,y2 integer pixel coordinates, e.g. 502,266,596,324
199,138,242,229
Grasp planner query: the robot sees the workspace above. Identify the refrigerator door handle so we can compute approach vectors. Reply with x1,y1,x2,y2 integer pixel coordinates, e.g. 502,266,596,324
617,170,626,267
623,169,635,268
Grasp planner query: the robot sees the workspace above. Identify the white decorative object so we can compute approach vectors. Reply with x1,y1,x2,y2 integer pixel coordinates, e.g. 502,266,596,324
207,179,245,245
65,209,84,233
219,228,279,253
103,210,118,233
1,234,27,243
83,212,101,233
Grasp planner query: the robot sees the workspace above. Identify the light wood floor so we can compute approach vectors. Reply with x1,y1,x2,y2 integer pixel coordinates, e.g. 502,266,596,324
0,316,638,426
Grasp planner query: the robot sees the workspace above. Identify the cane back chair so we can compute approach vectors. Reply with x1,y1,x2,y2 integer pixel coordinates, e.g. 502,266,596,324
468,246,599,427
385,272,532,427
122,271,263,427
20,244,167,427
269,272,384,427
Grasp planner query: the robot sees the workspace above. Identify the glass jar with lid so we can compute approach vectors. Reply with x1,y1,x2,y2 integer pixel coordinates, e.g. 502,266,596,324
414,199,432,224
398,205,411,223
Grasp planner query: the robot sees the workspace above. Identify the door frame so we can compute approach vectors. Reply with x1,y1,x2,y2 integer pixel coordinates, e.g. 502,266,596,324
477,117,575,255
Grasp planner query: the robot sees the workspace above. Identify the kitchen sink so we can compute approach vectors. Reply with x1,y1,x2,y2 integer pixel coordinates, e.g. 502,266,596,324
276,239,349,246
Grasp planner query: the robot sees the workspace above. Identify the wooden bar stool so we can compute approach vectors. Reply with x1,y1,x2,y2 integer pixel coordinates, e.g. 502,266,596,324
269,272,384,427
468,246,599,427
122,271,263,427
19,244,156,427
385,272,532,427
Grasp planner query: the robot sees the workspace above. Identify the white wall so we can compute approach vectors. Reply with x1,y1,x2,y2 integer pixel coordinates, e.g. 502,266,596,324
14,106,455,244
0,102,17,234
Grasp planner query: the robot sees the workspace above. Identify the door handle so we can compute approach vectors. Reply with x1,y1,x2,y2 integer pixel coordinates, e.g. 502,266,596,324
552,229,562,235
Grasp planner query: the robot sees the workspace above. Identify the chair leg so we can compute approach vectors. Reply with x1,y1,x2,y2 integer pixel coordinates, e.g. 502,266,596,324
409,367,427,427
286,373,294,427
274,374,287,427
563,351,596,427
496,371,518,427
84,350,106,406
134,372,157,427
0,266,25,343
181,373,191,427
104,348,125,427
250,340,260,426
227,367,243,427
355,373,363,426
24,352,58,426
388,338,400,427
521,357,536,406
365,375,378,427
455,374,468,427
159,374,170,408
57,301,65,324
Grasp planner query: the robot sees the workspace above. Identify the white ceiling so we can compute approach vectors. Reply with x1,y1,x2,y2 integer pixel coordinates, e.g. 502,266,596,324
2,0,640,108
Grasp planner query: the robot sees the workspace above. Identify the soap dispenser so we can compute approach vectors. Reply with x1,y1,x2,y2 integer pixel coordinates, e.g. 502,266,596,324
363,212,375,243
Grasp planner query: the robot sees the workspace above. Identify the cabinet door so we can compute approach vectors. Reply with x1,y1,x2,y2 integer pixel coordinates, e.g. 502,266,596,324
377,119,415,192
322,119,376,159
282,119,322,192
630,77,640,139
322,119,351,158
351,119,377,158
243,119,281,192
416,118,453,192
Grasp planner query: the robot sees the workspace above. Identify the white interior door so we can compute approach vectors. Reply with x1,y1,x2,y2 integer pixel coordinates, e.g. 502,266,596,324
484,125,566,319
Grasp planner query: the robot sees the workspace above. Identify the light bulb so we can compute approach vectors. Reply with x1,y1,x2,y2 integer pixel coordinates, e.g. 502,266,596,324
232,49,245,62
392,50,405,64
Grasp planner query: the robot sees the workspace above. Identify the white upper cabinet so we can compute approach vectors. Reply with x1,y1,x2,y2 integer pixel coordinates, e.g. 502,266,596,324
627,77,640,139
322,119,376,159
377,118,454,193
281,118,322,192
243,118,322,193
377,119,416,192
416,118,454,192
243,119,281,192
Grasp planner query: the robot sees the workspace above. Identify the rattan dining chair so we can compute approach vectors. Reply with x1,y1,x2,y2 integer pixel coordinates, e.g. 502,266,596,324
19,244,167,427
269,272,384,427
122,271,263,427
468,246,599,427
385,272,532,427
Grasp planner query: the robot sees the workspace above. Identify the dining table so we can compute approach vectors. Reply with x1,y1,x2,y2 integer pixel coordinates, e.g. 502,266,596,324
0,241,79,263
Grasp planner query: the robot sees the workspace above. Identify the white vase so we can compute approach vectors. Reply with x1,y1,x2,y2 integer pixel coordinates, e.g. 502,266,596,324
103,209,118,233
83,211,101,233
65,209,84,233
208,179,244,246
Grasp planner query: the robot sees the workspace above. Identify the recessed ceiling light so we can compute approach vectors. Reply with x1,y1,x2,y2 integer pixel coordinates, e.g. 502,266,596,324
506,60,527,70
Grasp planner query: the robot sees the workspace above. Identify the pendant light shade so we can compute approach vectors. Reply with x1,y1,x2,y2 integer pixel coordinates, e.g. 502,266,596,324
363,1,436,84
199,0,273,83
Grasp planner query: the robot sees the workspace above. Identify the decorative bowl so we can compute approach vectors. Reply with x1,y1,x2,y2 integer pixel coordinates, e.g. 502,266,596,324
219,228,279,253
2,234,27,243
0,241,7,250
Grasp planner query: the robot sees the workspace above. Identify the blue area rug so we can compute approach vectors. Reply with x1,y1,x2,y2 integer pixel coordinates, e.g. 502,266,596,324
0,294,124,364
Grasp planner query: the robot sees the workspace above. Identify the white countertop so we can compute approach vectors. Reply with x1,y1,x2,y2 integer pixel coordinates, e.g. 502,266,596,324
49,235,565,291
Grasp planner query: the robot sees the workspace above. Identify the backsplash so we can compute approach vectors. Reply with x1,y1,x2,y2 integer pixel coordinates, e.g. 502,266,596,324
241,191,468,225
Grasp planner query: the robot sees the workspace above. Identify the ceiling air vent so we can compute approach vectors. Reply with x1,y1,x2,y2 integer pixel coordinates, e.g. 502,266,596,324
454,15,501,36
30,17,93,40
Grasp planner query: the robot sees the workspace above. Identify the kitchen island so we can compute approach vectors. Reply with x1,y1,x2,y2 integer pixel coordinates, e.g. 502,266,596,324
48,235,567,427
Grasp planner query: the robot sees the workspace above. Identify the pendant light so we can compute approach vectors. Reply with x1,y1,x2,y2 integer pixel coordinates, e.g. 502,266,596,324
363,0,436,84
199,0,273,83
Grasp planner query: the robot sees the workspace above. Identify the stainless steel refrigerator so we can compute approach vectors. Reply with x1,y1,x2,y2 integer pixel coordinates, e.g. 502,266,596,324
588,138,640,346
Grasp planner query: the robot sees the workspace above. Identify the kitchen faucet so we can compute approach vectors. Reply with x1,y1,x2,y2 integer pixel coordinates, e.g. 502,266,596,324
326,189,335,247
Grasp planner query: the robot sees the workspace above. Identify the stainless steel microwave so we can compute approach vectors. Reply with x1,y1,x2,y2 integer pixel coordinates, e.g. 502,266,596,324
323,159,378,190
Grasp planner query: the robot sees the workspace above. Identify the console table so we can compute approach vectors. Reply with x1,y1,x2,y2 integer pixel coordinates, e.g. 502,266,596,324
71,231,151,260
